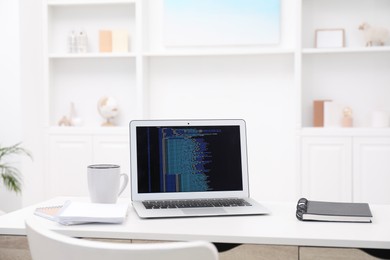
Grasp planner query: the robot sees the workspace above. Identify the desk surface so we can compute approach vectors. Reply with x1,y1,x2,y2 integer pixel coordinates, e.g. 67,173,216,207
1,197,389,249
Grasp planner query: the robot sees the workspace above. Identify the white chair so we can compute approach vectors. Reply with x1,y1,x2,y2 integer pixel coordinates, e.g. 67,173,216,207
25,218,218,260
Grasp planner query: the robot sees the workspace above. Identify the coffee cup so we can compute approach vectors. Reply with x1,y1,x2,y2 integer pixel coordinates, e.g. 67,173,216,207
87,164,129,204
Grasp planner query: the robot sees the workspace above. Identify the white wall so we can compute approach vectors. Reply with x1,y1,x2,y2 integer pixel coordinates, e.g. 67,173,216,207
19,0,46,207
0,1,23,212
0,0,46,211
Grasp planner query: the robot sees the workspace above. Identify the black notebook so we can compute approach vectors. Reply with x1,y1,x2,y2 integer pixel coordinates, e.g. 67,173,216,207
296,198,372,223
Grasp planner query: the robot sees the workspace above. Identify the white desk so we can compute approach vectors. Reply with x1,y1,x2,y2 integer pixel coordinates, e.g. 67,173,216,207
1,197,390,250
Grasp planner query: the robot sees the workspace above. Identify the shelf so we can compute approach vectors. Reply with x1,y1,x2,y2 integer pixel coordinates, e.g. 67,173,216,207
302,46,390,54
47,0,135,6
48,51,296,59
301,127,390,137
48,53,136,59
47,126,128,135
143,49,295,57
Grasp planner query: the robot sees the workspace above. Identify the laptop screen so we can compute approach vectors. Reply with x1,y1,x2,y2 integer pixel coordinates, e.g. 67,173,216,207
130,120,250,200
136,125,243,193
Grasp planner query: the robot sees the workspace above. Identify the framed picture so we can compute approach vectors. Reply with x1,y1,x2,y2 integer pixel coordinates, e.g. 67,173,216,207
163,0,281,46
315,29,345,48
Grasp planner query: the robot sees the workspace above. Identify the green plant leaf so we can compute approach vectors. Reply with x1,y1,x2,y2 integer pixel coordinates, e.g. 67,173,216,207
0,166,22,193
0,143,32,161
0,143,32,193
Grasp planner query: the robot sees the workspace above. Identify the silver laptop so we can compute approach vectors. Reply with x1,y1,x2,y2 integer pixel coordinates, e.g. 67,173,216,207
129,119,270,218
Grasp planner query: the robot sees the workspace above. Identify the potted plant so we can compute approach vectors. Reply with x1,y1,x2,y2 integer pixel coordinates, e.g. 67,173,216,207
0,143,32,194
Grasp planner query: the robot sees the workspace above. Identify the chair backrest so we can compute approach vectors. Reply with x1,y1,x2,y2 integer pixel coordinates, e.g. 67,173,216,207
25,218,218,260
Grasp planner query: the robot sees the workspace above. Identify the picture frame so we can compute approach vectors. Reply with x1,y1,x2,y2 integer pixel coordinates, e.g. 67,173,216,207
315,29,345,48
163,0,281,46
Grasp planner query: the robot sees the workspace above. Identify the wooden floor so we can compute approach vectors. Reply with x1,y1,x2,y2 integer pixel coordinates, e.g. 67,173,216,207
0,235,383,260
218,244,381,260
0,236,32,260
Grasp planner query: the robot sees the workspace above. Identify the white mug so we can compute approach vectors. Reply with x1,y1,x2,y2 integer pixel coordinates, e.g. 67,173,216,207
87,164,129,204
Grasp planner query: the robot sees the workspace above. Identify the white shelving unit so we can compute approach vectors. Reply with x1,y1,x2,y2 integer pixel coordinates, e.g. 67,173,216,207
39,0,390,202
45,0,138,128
44,0,299,130
43,0,138,198
300,0,390,130
300,0,390,203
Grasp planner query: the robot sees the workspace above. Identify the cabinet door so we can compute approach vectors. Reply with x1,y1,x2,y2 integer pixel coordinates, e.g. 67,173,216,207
93,135,131,197
353,137,390,204
48,135,93,198
301,137,352,202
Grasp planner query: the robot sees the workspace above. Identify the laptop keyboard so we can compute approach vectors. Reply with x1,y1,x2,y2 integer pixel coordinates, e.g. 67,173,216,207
143,198,252,209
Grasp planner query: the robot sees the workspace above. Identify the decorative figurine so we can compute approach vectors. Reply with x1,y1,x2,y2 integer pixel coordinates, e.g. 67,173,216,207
77,30,88,53
342,107,353,127
58,115,72,126
358,23,389,47
69,102,83,126
68,30,77,53
58,102,83,127
97,96,119,126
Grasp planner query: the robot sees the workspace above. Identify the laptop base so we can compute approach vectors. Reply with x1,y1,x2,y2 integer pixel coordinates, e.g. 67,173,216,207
132,198,270,219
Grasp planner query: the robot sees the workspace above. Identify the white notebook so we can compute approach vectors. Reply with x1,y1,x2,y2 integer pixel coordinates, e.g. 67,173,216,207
35,201,129,225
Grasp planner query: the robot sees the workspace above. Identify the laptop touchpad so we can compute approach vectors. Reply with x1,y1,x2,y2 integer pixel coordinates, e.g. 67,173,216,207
181,208,227,215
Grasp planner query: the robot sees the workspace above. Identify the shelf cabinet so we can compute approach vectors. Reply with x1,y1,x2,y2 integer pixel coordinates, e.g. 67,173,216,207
46,1,136,55
44,0,390,130
301,0,390,49
299,0,390,203
301,136,352,202
353,137,390,204
301,52,390,128
300,0,390,128
48,135,93,197
48,57,137,127
47,133,130,198
34,0,390,203
301,135,390,204
45,0,138,128
300,0,390,204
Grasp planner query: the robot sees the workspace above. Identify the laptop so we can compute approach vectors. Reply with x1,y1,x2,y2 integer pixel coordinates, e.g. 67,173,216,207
129,119,270,218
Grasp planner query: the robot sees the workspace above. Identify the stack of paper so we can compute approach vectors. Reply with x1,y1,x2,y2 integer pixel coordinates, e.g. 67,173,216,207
34,201,129,225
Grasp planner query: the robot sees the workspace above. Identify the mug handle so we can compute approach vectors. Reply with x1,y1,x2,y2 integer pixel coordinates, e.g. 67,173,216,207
118,173,129,197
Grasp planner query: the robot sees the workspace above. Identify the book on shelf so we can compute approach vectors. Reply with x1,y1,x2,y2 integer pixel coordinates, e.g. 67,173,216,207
34,200,129,225
296,198,372,223
313,100,332,127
